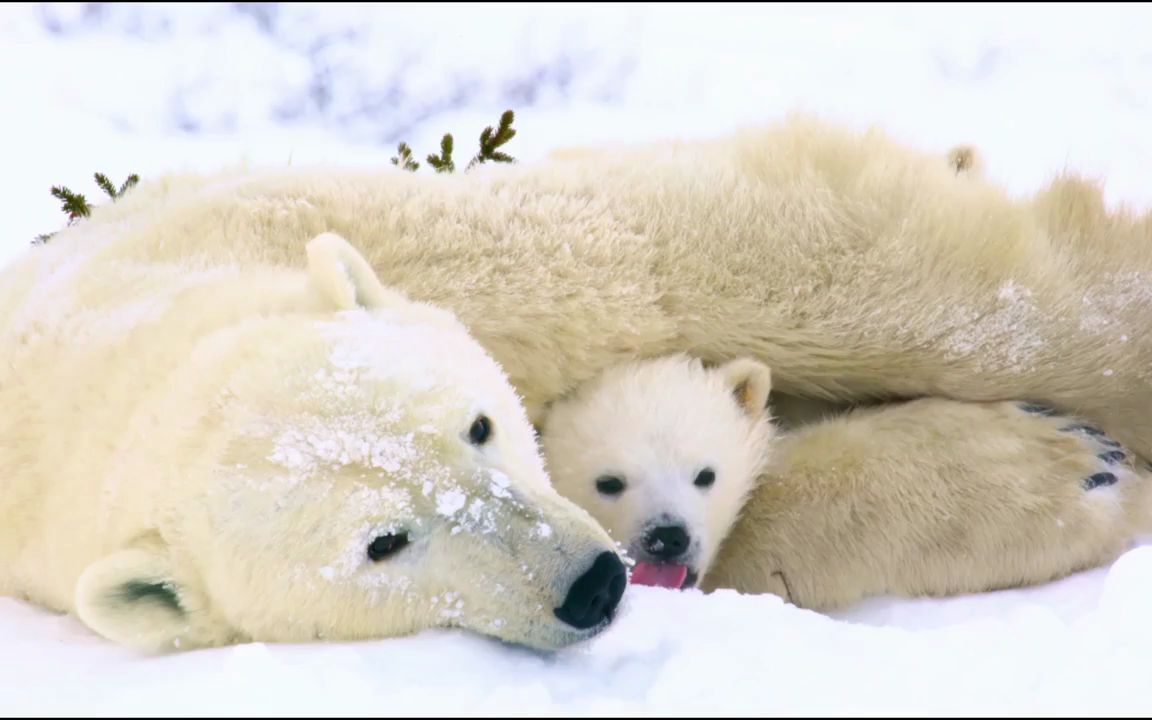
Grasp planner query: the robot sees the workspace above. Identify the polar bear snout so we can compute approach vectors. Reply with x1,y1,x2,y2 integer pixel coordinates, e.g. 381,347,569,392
553,551,627,630
643,523,691,560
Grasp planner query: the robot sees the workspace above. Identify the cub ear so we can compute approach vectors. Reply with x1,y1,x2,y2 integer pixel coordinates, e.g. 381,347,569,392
305,231,412,311
74,541,233,653
717,358,773,419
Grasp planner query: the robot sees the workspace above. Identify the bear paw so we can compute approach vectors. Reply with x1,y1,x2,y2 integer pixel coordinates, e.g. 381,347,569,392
1016,402,1150,491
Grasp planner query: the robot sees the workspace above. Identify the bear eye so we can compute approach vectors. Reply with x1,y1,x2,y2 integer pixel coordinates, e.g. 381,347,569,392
694,468,716,489
367,532,410,561
596,475,626,496
468,414,493,446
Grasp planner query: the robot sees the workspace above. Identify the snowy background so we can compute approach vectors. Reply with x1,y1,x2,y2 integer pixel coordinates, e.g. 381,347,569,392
4,2,1152,715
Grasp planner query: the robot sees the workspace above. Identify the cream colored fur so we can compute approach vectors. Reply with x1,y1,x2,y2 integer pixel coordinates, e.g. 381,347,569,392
539,355,775,584
24,114,1150,458
0,229,620,653
6,113,1152,631
705,398,1152,609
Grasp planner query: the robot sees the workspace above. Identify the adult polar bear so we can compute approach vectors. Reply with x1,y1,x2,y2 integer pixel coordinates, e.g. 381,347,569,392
101,115,1152,454
0,230,627,653
4,113,1151,648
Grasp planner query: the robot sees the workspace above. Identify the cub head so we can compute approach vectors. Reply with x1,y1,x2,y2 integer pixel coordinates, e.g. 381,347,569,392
538,354,776,591
75,232,626,654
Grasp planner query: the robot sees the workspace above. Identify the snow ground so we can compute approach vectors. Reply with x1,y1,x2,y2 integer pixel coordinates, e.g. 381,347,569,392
3,2,1152,715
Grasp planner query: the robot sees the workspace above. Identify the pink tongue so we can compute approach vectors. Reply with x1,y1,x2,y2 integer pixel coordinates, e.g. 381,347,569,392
630,562,688,589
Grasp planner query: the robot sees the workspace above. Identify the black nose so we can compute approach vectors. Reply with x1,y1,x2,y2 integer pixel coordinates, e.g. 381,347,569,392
644,525,690,560
554,551,627,630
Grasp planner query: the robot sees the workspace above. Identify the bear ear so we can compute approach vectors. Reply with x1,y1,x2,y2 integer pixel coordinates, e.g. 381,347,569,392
74,541,233,653
717,358,772,419
306,231,413,312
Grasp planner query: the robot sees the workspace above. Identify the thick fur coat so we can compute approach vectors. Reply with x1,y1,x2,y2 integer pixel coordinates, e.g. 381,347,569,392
5,113,1151,630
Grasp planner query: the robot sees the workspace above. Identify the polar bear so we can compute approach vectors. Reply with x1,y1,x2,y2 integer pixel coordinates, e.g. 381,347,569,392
538,355,775,590
540,355,1152,607
11,112,1152,618
0,230,625,653
52,114,1152,461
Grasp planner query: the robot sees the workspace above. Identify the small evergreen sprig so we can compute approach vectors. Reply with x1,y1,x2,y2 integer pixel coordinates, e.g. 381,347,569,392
425,133,456,174
94,172,139,200
34,171,140,245
51,185,92,222
390,142,420,172
392,109,518,176
466,109,516,171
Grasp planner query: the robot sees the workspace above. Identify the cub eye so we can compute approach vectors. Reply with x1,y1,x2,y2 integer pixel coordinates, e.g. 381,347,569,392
468,414,493,446
694,468,716,488
367,532,410,561
596,475,626,496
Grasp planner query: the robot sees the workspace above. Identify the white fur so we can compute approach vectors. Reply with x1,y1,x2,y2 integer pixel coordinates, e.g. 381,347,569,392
0,230,620,653
539,355,775,583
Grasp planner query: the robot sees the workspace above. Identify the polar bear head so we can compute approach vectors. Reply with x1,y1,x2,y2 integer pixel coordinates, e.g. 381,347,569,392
538,354,776,590
74,233,626,654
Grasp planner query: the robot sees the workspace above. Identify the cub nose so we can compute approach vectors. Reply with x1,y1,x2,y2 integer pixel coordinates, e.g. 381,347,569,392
553,551,627,630
644,524,690,560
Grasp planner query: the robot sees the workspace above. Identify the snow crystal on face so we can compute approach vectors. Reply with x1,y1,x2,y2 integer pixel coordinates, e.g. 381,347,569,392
320,316,450,395
465,499,498,535
440,598,466,620
357,573,413,594
427,592,467,620
534,522,553,539
489,470,513,497
309,368,361,403
269,445,306,470
266,418,420,477
318,308,515,422
490,470,511,490
437,489,467,517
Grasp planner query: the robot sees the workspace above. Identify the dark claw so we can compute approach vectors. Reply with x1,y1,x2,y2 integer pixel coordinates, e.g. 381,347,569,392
1061,423,1122,448
1061,423,1106,437
1020,403,1056,416
1083,472,1118,490
1098,450,1126,464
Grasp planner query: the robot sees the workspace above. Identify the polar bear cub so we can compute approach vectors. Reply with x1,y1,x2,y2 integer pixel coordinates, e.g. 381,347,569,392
540,352,1152,610
538,354,775,589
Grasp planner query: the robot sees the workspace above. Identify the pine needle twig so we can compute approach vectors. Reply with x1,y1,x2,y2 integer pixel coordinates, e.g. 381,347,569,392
467,109,517,171
118,174,139,196
426,133,456,174
35,172,139,245
390,142,420,172
51,185,92,221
